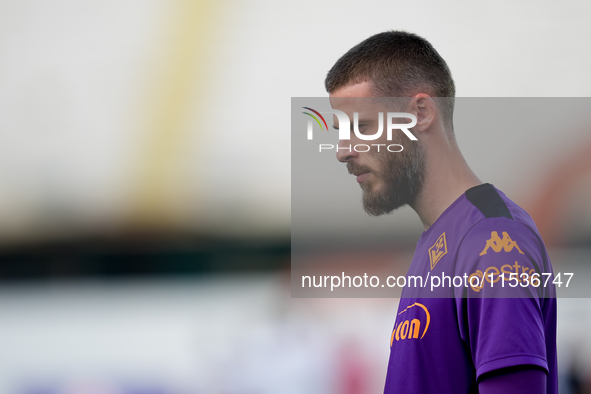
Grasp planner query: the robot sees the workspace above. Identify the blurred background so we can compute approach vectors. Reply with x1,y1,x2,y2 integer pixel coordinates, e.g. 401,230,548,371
1,0,591,393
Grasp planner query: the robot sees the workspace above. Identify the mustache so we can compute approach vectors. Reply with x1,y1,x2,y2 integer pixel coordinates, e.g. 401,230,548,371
347,162,373,176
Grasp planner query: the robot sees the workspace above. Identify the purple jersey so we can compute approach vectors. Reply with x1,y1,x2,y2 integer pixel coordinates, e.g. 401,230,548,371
384,184,557,393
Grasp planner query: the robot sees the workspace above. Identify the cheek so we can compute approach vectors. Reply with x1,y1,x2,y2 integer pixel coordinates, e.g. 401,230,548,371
366,152,388,176
376,149,402,175
373,132,390,145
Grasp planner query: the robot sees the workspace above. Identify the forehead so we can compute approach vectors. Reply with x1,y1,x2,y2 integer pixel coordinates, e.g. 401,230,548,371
329,81,373,98
329,81,383,120
329,81,372,109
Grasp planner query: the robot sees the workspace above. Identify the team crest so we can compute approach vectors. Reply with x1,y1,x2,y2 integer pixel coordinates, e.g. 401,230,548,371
429,233,447,270
479,231,524,256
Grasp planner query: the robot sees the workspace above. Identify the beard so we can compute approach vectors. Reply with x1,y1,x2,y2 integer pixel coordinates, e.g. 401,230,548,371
348,139,425,216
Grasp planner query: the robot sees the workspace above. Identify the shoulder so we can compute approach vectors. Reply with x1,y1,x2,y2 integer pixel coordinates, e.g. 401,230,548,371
459,217,543,265
460,184,544,256
456,184,548,275
464,183,514,221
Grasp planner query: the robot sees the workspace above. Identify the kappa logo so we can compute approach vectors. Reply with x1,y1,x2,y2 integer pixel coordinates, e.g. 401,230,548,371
429,232,447,270
479,231,525,256
391,302,431,345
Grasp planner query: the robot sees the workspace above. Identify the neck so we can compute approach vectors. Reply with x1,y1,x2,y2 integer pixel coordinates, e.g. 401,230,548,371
410,141,482,230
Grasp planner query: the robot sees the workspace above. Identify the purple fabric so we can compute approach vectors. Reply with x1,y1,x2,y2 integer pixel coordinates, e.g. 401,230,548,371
384,185,557,394
479,367,547,394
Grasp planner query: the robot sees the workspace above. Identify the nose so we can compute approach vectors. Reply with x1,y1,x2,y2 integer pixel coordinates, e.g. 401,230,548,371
336,139,358,163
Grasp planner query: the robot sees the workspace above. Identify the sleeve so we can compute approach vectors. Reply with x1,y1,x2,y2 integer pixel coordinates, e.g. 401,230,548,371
478,366,547,394
453,217,552,380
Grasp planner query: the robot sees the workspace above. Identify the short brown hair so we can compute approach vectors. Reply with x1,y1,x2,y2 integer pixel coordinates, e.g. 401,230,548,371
325,31,455,128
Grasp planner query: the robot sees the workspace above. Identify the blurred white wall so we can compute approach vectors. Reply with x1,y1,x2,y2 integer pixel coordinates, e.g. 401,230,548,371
1,0,591,244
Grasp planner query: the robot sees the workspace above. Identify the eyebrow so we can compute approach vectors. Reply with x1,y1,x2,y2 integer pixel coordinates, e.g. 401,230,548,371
332,121,371,130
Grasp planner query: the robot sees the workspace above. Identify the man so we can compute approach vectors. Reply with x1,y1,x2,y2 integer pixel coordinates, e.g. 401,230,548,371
325,31,557,393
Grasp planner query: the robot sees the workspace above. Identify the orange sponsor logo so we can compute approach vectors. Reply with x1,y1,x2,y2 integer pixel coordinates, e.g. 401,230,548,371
391,302,431,345
468,261,536,292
